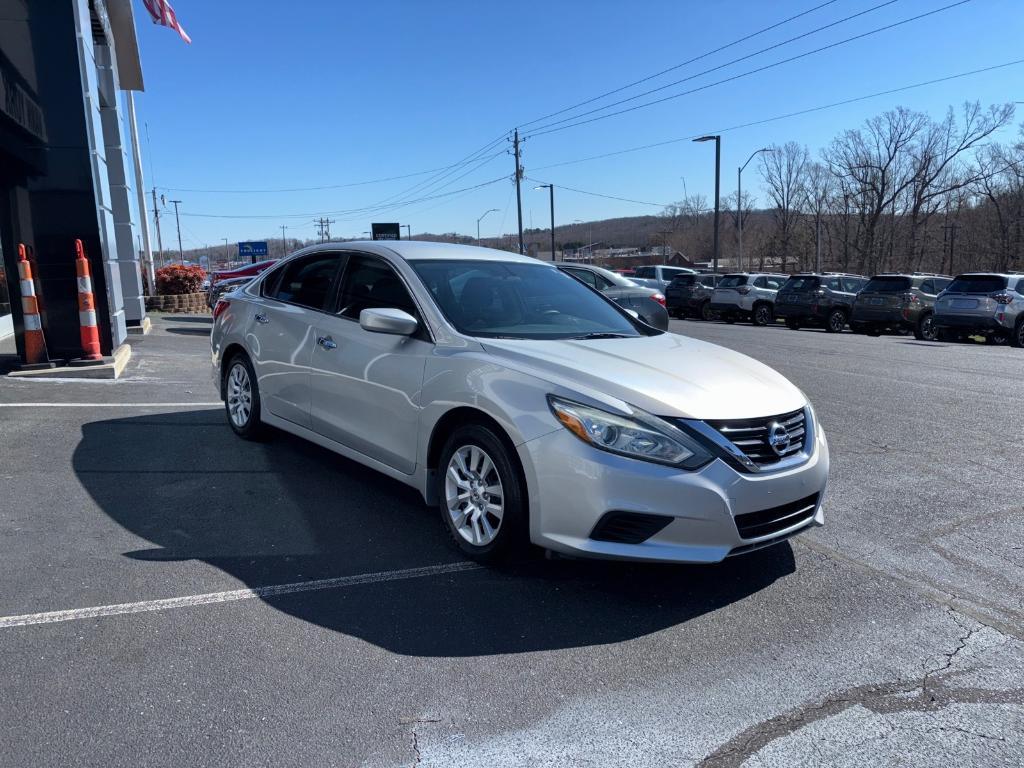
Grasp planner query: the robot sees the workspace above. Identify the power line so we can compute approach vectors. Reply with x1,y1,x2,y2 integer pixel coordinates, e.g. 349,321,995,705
158,166,467,194
524,0,903,136
525,177,670,208
180,176,508,220
530,58,1024,173
525,0,974,139
518,0,843,130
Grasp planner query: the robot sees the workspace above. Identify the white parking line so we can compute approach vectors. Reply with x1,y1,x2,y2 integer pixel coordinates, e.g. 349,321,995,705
0,403,222,407
0,562,481,628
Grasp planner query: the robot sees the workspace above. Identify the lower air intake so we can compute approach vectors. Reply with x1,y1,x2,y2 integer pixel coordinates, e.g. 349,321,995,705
590,512,673,544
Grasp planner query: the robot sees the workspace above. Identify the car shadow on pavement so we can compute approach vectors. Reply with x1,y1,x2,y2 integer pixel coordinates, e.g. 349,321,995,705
165,327,212,336
73,410,795,657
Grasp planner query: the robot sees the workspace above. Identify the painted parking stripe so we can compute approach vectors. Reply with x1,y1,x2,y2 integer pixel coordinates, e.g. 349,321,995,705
0,562,482,628
0,403,222,407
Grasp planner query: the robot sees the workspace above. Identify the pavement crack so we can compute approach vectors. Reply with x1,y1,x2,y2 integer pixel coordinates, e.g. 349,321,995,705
400,717,441,767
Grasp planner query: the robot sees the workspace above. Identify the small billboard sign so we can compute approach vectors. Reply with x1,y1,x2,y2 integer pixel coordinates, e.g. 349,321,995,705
238,241,269,263
371,223,401,241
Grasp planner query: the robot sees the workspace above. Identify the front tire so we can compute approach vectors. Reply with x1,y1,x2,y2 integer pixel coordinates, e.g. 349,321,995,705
785,318,801,331
437,424,526,563
700,301,714,322
224,354,265,440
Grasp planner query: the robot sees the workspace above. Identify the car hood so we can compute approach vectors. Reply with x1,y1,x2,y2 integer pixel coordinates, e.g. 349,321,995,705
479,333,805,420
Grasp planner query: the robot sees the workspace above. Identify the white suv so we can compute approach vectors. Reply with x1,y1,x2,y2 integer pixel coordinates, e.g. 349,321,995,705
710,273,788,326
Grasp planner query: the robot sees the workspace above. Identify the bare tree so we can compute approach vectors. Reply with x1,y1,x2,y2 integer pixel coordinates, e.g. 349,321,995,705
760,141,809,272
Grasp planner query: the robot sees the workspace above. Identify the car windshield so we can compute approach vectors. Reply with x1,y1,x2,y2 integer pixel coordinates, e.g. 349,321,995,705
718,275,748,288
782,276,819,291
946,274,1008,293
410,260,647,340
863,276,911,292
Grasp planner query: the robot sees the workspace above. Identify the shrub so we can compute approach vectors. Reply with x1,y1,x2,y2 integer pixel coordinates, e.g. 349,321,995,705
156,264,206,295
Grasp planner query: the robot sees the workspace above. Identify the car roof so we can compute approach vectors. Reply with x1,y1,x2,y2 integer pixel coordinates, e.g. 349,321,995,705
290,240,544,264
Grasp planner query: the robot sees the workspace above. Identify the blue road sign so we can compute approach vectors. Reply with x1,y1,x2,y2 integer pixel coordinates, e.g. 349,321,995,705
238,241,269,260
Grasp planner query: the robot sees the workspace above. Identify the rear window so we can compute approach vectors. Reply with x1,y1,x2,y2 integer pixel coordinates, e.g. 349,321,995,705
782,276,819,291
718,275,748,288
946,275,1008,294
863,276,911,293
633,267,655,278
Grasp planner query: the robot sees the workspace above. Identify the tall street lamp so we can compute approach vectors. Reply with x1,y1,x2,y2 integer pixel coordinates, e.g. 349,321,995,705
693,135,720,274
738,147,770,272
534,184,555,261
401,224,411,240
476,208,499,244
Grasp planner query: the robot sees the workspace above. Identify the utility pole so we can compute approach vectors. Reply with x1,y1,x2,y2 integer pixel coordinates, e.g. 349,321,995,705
314,217,336,243
280,224,288,256
815,218,822,273
221,238,229,266
659,230,672,260
169,199,183,264
152,187,164,269
943,223,960,275
513,129,524,254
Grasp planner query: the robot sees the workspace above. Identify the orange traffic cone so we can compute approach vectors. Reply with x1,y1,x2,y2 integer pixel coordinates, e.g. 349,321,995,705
16,244,56,370
72,239,104,365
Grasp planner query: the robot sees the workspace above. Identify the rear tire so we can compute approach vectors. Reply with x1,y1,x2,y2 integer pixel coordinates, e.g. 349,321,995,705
224,354,265,440
437,424,526,563
700,301,714,322
825,309,847,334
785,318,801,330
1011,320,1024,348
914,313,937,341
751,303,773,327
866,327,882,337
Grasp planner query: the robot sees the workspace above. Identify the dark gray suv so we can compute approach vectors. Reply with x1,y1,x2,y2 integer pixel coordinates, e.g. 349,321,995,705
850,273,952,341
665,273,722,320
775,273,868,333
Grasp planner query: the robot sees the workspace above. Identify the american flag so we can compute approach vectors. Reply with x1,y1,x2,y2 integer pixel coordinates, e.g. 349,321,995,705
142,0,192,44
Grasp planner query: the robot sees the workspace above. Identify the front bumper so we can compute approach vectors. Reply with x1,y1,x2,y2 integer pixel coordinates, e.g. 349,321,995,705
516,421,829,563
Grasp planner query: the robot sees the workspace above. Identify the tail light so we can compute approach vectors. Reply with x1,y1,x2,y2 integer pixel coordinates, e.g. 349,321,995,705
651,293,666,307
213,298,230,320
737,286,751,295
994,293,1013,305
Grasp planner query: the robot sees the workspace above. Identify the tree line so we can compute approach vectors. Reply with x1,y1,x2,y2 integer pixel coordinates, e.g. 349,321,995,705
663,102,1023,276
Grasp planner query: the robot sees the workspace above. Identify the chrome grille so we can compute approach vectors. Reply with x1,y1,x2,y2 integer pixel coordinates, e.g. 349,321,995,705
705,409,807,468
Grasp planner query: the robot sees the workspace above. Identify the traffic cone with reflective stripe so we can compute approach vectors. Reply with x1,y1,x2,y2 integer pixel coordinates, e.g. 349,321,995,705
73,239,103,364
16,244,56,369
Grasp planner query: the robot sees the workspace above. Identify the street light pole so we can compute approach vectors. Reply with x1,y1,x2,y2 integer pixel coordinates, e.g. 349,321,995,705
693,135,721,274
402,224,411,240
534,185,555,261
738,147,770,272
476,208,499,244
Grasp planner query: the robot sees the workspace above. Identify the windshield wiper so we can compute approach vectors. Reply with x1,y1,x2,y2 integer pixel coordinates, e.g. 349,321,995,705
569,332,634,340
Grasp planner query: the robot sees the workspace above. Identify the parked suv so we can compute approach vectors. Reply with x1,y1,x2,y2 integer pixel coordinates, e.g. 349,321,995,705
933,273,1024,347
850,273,952,340
709,273,787,326
665,273,721,320
631,265,697,291
775,273,868,333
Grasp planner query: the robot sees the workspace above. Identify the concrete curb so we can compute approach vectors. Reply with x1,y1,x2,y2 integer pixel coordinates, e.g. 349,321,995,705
7,344,132,380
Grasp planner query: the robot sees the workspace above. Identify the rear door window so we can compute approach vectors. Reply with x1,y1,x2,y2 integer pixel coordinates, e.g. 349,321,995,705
782,276,818,292
919,280,935,295
268,253,343,310
700,275,718,287
763,276,785,290
1016,278,1024,294
824,277,842,291
841,277,865,293
563,268,598,289
633,267,655,279
946,275,1008,294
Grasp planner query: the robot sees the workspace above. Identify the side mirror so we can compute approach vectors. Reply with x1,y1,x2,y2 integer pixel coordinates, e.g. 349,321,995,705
359,307,419,336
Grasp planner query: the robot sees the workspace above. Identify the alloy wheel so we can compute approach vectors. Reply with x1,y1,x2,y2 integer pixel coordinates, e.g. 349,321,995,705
829,311,845,333
444,445,504,547
919,315,936,341
755,305,772,326
701,302,713,321
227,362,253,428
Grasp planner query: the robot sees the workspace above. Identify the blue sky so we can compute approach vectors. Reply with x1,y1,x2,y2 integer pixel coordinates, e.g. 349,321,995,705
132,0,1024,250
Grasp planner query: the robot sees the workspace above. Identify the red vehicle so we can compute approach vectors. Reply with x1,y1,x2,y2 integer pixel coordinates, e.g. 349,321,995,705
613,268,636,277
210,259,278,287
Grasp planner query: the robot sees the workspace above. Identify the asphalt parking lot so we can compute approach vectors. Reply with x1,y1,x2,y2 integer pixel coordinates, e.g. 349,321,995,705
1,315,1021,767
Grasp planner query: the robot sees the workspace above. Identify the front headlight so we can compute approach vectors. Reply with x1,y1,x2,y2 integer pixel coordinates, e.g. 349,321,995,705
547,396,712,469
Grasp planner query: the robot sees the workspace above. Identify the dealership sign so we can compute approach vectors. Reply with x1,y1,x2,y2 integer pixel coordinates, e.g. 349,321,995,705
238,241,269,261
371,223,401,241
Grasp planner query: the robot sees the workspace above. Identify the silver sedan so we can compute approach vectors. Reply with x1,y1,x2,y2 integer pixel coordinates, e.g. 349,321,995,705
211,241,829,564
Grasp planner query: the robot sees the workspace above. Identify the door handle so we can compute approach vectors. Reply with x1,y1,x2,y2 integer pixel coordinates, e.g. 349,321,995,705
317,336,337,350
254,312,269,324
